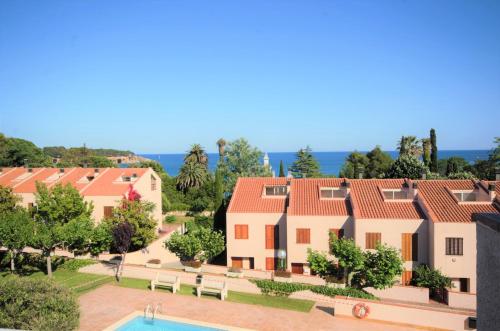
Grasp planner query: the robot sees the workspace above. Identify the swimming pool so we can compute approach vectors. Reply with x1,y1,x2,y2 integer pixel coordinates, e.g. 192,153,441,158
116,316,223,331
105,311,251,331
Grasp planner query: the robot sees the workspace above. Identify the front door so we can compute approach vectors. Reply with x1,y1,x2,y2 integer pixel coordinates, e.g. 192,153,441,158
291,263,304,274
231,257,243,269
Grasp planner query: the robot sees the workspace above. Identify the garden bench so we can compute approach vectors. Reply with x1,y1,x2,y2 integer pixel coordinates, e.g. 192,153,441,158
196,278,228,300
150,272,180,293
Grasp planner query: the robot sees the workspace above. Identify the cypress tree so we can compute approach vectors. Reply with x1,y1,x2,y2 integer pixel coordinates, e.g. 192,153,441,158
430,129,438,172
214,167,224,212
399,136,406,156
279,160,285,177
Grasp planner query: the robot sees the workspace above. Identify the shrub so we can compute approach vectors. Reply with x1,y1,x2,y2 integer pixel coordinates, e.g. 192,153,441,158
273,270,292,278
252,279,312,297
411,265,451,293
169,202,190,211
165,227,225,262
164,215,177,224
59,259,96,271
310,285,377,300
0,277,79,330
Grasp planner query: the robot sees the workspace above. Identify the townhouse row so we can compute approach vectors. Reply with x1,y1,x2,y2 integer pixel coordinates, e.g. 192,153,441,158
227,177,500,293
0,167,163,229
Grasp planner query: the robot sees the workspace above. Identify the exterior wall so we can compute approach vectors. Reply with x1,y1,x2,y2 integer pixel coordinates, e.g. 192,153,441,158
447,290,476,310
226,213,286,270
354,218,428,275
431,222,476,293
84,195,122,223
364,285,429,304
131,168,162,229
476,219,500,330
334,296,474,331
286,215,352,271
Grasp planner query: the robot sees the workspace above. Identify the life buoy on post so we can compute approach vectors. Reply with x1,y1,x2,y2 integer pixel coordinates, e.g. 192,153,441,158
353,303,370,319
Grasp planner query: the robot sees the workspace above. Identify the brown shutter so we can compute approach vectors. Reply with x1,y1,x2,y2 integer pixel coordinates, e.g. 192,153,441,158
265,225,274,249
104,206,113,218
366,233,381,249
235,225,248,239
402,270,413,286
231,257,243,269
297,229,310,244
243,225,248,239
402,233,411,261
235,225,241,239
266,257,275,270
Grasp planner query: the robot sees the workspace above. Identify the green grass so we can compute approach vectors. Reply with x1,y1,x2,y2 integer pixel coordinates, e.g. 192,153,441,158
163,215,194,225
114,277,314,312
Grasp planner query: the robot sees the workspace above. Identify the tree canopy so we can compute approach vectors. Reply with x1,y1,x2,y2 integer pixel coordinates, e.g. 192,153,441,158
289,146,321,178
365,146,393,178
387,154,427,179
339,151,368,179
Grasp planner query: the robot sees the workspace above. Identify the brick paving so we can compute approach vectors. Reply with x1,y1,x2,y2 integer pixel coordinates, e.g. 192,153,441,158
79,285,418,331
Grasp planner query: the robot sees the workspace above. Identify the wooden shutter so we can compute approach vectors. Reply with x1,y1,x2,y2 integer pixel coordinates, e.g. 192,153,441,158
330,228,344,239
296,228,310,244
104,206,113,218
402,270,413,286
402,233,411,261
235,225,248,239
231,257,243,269
291,263,304,274
265,225,275,249
265,257,275,270
411,233,418,261
365,232,381,249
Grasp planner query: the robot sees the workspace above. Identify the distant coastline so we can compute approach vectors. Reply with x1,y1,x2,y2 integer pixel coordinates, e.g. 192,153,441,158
139,150,491,176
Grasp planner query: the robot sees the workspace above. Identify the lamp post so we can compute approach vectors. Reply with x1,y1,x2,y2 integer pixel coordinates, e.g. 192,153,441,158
277,249,287,271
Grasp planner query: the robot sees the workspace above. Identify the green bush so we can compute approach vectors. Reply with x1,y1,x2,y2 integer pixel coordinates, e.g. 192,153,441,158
310,285,377,300
164,215,177,223
59,259,96,271
0,277,79,330
169,202,190,211
411,265,451,293
252,279,312,297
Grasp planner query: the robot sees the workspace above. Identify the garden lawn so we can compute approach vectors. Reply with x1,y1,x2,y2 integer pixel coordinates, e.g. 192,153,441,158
0,269,113,296
115,277,315,313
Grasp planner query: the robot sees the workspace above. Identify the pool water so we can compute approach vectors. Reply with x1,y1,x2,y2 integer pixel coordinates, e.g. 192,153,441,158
116,316,224,331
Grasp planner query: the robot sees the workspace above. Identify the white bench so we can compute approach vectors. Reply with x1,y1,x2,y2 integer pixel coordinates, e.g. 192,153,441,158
151,272,180,293
196,279,228,300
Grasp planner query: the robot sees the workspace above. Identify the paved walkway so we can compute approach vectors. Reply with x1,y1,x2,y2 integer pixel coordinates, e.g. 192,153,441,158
79,285,419,331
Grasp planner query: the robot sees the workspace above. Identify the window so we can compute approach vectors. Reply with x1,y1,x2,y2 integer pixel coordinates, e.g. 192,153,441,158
296,228,310,244
265,186,287,196
151,175,157,191
320,188,345,199
402,233,418,261
235,225,249,239
104,206,113,218
446,238,463,255
453,191,476,202
330,228,344,239
383,189,409,200
365,232,381,249
265,225,279,249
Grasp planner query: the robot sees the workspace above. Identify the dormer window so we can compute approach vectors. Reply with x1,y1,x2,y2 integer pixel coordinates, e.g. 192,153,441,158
265,186,287,196
453,191,476,202
320,187,345,199
383,189,409,200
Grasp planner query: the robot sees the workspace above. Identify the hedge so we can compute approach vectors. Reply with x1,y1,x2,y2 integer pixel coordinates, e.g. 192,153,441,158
0,276,80,330
252,279,377,300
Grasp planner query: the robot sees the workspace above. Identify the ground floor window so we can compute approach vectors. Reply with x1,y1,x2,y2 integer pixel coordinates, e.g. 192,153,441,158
291,263,304,274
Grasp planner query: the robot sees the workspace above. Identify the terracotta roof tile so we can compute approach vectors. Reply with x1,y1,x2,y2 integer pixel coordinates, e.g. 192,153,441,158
349,179,424,219
417,180,499,223
227,177,288,213
288,178,350,216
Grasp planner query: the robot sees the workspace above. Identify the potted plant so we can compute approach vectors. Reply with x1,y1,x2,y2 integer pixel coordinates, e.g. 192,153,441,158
182,260,202,273
226,267,244,278
145,258,162,269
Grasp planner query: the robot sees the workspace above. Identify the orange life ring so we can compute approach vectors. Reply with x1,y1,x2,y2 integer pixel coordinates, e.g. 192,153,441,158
353,302,370,319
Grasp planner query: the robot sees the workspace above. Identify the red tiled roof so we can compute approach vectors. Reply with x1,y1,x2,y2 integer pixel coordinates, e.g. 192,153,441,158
227,177,288,213
349,179,424,219
288,178,350,216
417,180,499,223
0,167,149,197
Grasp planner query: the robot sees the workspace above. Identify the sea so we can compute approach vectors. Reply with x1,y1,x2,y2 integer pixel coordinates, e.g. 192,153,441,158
139,150,491,177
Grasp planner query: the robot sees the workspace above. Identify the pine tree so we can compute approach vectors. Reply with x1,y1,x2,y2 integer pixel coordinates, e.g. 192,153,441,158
279,160,285,177
289,146,321,178
430,129,438,173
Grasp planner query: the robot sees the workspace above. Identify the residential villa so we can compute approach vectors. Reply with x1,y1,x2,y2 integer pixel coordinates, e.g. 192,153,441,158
0,167,163,229
227,177,500,293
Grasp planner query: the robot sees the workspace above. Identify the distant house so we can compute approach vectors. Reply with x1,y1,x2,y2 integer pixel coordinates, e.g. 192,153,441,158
0,167,162,230
227,177,500,293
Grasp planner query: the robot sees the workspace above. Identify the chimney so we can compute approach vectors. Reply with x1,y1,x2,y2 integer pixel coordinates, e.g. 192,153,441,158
342,179,351,196
488,183,496,201
412,182,419,198
59,168,65,173
496,168,500,181
94,168,100,173
28,168,33,173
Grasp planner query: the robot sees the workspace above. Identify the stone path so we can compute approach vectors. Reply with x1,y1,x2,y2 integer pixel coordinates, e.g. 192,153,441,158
79,285,419,331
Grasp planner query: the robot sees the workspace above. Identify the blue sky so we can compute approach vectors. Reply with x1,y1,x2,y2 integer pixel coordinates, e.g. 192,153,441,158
1,1,499,153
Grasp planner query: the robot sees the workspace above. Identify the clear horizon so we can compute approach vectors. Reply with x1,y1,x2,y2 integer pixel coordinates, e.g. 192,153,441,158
1,1,499,153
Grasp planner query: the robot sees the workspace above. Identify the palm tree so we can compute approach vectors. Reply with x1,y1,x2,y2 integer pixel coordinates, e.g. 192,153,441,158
184,144,208,167
216,138,226,161
176,162,207,191
397,136,422,157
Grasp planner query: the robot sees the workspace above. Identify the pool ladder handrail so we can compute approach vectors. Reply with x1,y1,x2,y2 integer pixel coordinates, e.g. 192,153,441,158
144,304,153,320
154,303,163,318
